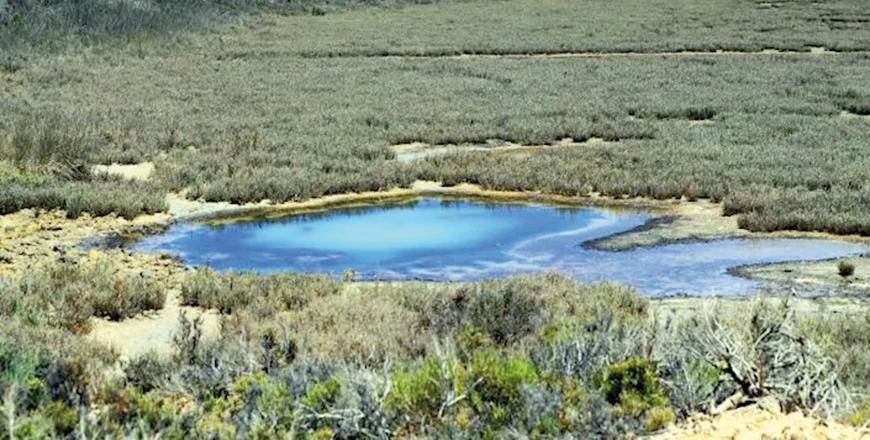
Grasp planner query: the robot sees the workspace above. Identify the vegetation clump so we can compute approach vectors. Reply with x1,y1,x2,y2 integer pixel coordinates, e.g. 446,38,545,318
838,260,856,277
0,258,165,332
181,268,340,314
0,267,865,437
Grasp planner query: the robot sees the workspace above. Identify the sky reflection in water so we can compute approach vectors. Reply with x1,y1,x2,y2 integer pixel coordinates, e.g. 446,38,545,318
133,198,869,296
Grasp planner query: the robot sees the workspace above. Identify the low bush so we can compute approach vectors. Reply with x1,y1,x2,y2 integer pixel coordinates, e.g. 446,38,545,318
596,358,668,415
838,260,856,277
1,111,94,181
421,274,646,345
0,180,167,219
1,273,865,437
468,350,538,423
678,299,853,415
283,289,427,365
180,268,340,314
0,260,165,331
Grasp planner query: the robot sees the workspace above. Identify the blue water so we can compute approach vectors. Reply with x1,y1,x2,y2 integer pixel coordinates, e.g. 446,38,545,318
133,198,870,296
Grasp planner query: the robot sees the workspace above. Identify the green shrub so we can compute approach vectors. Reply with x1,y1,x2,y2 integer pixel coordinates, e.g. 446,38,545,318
124,351,172,393
0,180,167,219
91,273,165,321
388,358,453,419
301,377,341,413
850,400,870,427
469,350,538,422
838,260,856,277
643,407,674,432
424,276,548,344
2,111,94,181
596,358,667,416
0,261,165,330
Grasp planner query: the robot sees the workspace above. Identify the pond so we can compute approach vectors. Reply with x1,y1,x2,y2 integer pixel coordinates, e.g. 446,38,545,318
133,198,869,296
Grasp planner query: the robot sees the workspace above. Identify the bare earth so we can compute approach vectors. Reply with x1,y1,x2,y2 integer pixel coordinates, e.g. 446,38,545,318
91,162,155,182
652,403,869,439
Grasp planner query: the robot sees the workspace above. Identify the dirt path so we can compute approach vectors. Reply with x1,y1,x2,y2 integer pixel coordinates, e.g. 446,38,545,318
88,290,220,361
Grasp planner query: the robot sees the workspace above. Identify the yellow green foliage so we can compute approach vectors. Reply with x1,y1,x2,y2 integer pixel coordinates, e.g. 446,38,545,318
596,358,668,416
301,377,341,412
644,407,675,432
850,401,870,427
469,350,538,422
388,355,466,420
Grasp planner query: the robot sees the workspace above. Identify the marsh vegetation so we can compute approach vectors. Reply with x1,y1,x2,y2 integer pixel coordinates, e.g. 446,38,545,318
1,0,870,437
1,267,867,437
2,3,870,233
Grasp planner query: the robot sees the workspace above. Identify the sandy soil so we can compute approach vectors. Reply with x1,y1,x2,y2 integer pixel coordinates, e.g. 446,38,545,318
841,110,870,121
586,199,745,250
0,208,171,275
651,403,869,439
734,256,870,296
92,162,155,181
653,294,869,318
88,290,220,361
391,137,606,162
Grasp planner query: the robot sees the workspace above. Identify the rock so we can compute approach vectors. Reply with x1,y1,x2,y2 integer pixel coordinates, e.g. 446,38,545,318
756,396,782,415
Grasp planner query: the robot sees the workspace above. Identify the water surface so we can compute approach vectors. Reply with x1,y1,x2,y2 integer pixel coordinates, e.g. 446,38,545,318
134,198,869,296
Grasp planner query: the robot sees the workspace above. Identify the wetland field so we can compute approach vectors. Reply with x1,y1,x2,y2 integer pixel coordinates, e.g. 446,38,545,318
1,0,870,438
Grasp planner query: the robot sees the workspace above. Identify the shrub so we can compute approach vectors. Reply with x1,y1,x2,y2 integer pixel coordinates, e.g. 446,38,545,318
2,111,94,180
850,401,870,428
596,358,668,416
532,314,650,385
681,299,853,416
181,269,340,314
423,276,551,344
468,350,538,423
90,273,165,321
124,352,172,393
0,180,167,219
283,286,428,365
388,347,468,427
643,407,674,432
838,260,856,277
0,260,165,331
302,377,341,411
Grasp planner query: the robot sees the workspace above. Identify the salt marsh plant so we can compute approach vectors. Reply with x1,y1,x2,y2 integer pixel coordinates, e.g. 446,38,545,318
0,260,165,331
838,260,856,277
2,0,870,236
180,268,340,314
0,267,866,437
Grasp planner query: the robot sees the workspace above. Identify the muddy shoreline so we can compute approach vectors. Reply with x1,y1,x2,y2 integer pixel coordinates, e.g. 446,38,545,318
3,180,870,299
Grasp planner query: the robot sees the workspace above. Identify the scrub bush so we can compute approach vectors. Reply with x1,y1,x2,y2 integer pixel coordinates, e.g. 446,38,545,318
181,269,340,314
0,260,165,331
595,358,667,414
467,350,538,423
388,357,454,421
422,275,646,345
0,180,167,219
838,260,856,277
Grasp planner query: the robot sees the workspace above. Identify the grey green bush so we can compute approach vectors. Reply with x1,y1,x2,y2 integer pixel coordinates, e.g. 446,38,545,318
0,269,865,437
0,260,165,331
